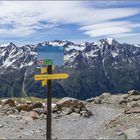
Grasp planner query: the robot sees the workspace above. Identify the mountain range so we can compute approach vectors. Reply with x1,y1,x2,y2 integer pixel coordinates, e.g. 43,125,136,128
0,38,140,99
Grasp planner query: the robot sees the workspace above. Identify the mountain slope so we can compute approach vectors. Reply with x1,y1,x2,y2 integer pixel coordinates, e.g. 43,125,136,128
0,39,140,99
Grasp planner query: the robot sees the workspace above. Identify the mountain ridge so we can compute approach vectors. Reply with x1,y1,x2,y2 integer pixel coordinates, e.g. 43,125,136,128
0,38,140,99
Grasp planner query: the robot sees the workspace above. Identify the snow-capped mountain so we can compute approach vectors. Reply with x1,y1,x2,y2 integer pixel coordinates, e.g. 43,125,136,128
0,39,140,99
1,38,140,70
0,43,36,69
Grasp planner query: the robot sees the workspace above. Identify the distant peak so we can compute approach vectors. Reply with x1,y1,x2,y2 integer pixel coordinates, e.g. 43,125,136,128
0,42,16,47
106,38,114,45
0,43,10,47
9,42,16,46
98,38,119,45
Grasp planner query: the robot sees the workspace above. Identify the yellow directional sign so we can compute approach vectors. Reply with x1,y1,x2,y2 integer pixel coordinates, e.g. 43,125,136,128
35,73,69,81
42,80,47,87
41,66,55,74
41,67,47,74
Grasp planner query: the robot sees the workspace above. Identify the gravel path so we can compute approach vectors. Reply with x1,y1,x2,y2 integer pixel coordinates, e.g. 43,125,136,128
52,104,122,139
0,104,121,139
0,113,46,139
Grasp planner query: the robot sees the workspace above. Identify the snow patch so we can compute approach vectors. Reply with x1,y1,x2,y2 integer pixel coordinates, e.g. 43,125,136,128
112,52,118,57
66,45,85,51
49,41,66,46
0,43,10,47
64,52,77,62
107,38,114,45
135,44,140,48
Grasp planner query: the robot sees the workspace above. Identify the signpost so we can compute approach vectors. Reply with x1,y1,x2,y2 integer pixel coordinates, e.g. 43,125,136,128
42,80,47,87
41,66,55,74
41,67,47,74
35,73,69,80
37,45,64,66
35,45,69,140
47,65,52,140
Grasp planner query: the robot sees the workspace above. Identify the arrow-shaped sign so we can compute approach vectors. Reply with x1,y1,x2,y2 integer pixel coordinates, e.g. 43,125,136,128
42,80,48,87
41,66,55,74
34,73,69,81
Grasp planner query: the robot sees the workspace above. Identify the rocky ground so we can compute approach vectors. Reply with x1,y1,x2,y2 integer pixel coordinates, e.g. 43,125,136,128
52,90,140,139
0,90,140,139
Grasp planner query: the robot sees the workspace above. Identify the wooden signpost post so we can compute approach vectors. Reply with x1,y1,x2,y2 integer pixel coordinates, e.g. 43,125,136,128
35,45,69,140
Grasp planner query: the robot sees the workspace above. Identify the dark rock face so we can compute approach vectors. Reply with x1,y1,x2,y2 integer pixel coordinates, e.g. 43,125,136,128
0,39,140,99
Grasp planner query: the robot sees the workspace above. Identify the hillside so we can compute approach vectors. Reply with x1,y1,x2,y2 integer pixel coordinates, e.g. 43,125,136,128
0,39,140,99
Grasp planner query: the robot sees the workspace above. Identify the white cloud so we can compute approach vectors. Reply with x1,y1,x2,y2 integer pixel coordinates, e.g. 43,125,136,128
111,33,140,38
0,1,139,39
84,27,132,37
80,21,140,37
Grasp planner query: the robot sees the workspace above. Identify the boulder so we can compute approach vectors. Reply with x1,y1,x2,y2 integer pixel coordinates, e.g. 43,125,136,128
51,103,57,113
29,111,39,120
29,102,43,109
101,94,124,105
38,114,46,120
16,104,30,111
61,107,73,115
80,110,93,118
93,96,101,104
100,92,111,99
25,101,32,105
122,94,129,99
86,98,94,103
127,100,140,108
124,107,140,114
127,95,140,102
1,104,18,115
1,99,15,107
56,97,85,109
70,112,81,117
128,90,140,96
74,107,81,113
42,103,57,113
33,108,47,115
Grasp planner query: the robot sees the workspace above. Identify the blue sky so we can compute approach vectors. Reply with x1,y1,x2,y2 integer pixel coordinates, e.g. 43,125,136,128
0,1,140,46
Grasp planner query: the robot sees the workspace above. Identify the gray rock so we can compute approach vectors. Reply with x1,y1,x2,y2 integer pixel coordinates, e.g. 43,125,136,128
100,93,111,99
74,107,81,113
122,94,129,99
62,107,72,115
32,108,47,115
101,95,124,105
57,97,85,108
29,102,43,109
38,114,46,120
93,96,101,104
51,104,57,113
127,95,140,102
128,90,140,96
36,129,43,133
70,112,81,117
124,107,140,114
80,110,93,118
0,124,4,128
127,101,140,108
2,104,19,115
86,98,94,103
